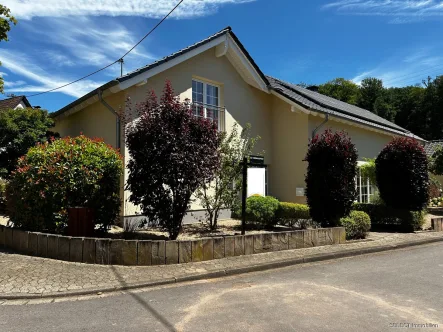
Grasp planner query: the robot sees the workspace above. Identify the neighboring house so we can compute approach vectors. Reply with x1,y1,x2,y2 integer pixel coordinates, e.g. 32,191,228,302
425,140,443,185
0,95,32,110
51,27,424,221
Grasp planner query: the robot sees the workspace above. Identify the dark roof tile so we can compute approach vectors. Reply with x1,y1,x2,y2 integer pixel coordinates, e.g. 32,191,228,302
266,76,422,139
0,96,31,110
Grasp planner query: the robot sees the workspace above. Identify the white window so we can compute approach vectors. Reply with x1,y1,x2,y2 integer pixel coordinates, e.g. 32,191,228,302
355,166,377,203
192,79,221,129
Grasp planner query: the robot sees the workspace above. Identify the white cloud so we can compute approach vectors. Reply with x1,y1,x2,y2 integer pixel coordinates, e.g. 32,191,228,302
0,49,105,98
42,51,76,67
2,0,254,19
0,72,7,77
4,80,27,87
351,48,443,87
23,17,156,70
323,0,443,20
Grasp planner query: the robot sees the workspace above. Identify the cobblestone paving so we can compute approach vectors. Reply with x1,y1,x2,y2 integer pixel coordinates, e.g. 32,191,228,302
0,231,442,299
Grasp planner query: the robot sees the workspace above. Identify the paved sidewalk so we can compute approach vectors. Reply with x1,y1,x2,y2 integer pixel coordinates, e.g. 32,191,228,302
0,231,442,300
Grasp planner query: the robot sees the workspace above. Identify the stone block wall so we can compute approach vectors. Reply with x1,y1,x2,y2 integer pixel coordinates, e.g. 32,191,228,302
431,218,443,232
0,225,346,266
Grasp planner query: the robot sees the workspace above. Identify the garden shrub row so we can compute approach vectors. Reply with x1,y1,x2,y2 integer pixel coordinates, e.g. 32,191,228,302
239,196,312,229
275,202,311,228
352,203,424,232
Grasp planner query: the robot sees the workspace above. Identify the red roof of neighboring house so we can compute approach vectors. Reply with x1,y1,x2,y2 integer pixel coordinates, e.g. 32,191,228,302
0,95,32,110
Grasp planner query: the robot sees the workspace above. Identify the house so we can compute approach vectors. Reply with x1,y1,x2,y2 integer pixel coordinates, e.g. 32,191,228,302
0,95,32,110
51,27,424,221
425,140,443,185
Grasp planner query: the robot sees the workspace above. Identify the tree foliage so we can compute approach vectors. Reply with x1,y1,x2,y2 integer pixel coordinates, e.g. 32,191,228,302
357,77,384,112
0,107,58,178
195,123,260,230
125,81,221,240
375,137,429,211
318,78,360,105
316,75,443,140
0,4,17,94
6,135,123,232
305,129,358,227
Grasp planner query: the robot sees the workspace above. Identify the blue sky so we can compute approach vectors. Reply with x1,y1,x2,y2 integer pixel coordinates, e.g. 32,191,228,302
1,0,443,112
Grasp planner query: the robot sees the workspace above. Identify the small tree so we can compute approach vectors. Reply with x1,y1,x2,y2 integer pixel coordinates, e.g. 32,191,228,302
305,129,358,227
125,81,221,240
0,107,58,178
376,137,429,210
195,123,260,230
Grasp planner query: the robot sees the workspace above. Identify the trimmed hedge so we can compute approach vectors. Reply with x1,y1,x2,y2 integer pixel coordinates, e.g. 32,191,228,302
376,137,429,211
246,195,279,227
339,210,371,239
352,203,424,232
305,129,358,227
276,202,311,228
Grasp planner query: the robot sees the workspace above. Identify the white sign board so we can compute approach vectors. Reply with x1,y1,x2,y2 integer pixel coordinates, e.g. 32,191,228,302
247,168,266,197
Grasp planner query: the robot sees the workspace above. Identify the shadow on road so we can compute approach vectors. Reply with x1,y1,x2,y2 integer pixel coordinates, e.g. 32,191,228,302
110,265,177,332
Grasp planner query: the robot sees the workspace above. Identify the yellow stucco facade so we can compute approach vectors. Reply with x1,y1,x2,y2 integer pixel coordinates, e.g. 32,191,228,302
53,44,400,217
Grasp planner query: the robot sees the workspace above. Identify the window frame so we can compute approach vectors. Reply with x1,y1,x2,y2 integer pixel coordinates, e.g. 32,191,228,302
192,78,221,127
355,162,376,203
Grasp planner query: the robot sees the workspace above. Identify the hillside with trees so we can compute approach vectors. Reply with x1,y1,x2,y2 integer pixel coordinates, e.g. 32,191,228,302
316,76,443,140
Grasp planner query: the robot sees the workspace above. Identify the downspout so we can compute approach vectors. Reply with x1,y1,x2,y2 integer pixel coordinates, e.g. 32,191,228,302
97,89,121,149
311,113,329,139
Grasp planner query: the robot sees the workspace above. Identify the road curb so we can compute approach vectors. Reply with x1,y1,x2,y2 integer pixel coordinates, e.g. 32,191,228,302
2,236,442,301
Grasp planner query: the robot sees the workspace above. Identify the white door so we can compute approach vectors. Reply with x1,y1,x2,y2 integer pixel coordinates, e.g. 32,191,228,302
247,167,266,197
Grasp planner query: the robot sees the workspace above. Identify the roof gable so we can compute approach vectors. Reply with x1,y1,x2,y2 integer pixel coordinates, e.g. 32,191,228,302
53,27,269,118
0,95,32,110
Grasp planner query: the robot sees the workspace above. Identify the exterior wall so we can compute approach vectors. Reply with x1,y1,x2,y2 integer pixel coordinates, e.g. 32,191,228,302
123,47,273,215
308,116,394,160
53,92,126,217
14,101,27,110
53,92,125,146
269,97,309,204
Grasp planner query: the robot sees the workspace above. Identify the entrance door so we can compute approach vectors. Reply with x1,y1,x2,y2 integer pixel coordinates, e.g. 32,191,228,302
247,167,266,197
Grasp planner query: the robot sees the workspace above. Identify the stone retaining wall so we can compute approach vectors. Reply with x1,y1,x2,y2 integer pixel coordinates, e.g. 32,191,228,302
0,225,345,266
431,218,443,232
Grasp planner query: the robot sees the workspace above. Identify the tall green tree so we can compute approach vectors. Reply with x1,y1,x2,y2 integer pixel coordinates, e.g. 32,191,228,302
0,4,17,94
358,77,385,113
318,78,360,105
0,108,56,178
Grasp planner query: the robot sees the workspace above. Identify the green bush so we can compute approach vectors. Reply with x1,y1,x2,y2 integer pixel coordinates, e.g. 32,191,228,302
352,203,424,232
339,210,371,239
276,202,311,228
6,135,123,232
376,137,429,211
305,129,358,227
246,195,279,227
0,178,6,213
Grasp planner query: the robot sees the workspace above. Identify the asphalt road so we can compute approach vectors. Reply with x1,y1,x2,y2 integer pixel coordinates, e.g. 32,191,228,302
1,243,442,332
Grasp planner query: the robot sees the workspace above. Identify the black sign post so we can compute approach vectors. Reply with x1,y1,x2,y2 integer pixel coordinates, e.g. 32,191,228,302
241,157,248,235
241,155,265,235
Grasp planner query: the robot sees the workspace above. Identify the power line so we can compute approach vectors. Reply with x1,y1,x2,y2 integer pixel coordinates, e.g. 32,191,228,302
25,0,185,98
